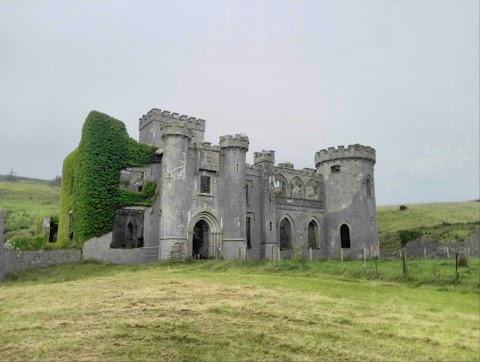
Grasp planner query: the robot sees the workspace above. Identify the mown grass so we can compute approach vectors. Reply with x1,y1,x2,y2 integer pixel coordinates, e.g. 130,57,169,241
377,201,480,250
1,260,479,361
0,180,60,240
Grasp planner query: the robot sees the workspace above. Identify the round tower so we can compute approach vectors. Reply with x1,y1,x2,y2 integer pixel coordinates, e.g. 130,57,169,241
159,120,192,260
219,134,249,259
315,144,378,259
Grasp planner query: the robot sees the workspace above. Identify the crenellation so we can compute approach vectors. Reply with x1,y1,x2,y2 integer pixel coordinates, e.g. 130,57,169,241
315,144,376,167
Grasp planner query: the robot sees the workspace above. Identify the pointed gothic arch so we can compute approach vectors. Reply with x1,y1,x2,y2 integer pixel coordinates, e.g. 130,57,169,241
277,214,295,250
187,210,222,258
290,177,305,198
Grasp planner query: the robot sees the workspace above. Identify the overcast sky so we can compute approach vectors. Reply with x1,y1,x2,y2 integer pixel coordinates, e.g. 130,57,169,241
0,0,478,205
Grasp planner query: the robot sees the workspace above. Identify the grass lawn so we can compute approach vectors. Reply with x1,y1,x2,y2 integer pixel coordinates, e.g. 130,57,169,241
1,260,479,361
0,180,60,240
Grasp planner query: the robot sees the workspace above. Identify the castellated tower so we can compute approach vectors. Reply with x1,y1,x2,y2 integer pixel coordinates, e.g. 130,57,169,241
253,151,277,260
315,144,378,259
219,134,249,258
139,108,205,148
159,120,192,259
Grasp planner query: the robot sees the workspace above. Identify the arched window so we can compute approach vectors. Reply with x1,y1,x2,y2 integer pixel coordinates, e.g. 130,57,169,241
306,180,320,200
366,178,372,197
279,218,292,250
308,221,318,249
275,174,288,197
290,177,305,198
340,224,350,249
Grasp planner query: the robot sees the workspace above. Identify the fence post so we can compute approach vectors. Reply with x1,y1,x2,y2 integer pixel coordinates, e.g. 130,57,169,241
278,246,281,262
362,248,366,273
423,247,427,259
309,247,313,261
446,246,450,258
399,248,402,259
455,252,459,283
370,244,373,260
340,248,344,262
402,249,407,276
467,246,471,259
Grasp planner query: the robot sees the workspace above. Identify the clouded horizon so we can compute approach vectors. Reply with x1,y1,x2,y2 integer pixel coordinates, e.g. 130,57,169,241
0,0,478,205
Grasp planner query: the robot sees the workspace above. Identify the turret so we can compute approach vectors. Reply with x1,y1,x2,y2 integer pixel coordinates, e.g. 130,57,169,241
158,120,193,259
315,144,378,259
139,108,205,148
219,134,249,258
254,150,277,260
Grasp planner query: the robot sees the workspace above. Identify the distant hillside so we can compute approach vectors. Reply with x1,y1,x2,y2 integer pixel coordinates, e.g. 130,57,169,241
0,174,52,186
0,180,60,241
377,201,480,251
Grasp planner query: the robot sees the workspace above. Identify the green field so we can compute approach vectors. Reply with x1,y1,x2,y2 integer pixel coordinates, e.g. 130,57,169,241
0,180,60,241
1,260,479,361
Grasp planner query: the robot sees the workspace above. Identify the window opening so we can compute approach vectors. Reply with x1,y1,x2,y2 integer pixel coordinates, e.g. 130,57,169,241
200,175,211,194
331,165,341,173
308,221,318,249
245,184,249,204
269,222,272,231
246,216,251,249
366,178,372,197
340,224,351,248
280,218,292,250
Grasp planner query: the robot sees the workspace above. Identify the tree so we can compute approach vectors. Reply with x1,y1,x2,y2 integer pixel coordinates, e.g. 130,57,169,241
6,168,16,182
50,175,62,187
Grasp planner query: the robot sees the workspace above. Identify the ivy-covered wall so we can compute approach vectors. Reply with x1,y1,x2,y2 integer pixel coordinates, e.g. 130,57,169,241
57,111,158,247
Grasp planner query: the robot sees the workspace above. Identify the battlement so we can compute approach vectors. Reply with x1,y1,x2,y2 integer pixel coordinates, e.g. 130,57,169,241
160,120,193,140
254,150,275,164
219,134,249,150
197,141,221,151
315,144,376,166
273,165,318,177
139,108,206,131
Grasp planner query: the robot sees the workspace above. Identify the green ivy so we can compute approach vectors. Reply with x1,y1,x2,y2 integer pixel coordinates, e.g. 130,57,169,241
58,111,158,248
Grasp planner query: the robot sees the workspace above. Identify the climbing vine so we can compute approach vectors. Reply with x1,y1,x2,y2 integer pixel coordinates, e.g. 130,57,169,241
58,111,158,248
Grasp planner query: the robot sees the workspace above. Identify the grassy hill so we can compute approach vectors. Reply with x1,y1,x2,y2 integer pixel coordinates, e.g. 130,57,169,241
377,202,480,251
0,180,60,241
0,260,478,361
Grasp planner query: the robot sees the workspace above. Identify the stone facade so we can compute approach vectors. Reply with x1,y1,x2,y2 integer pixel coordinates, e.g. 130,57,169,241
109,108,379,261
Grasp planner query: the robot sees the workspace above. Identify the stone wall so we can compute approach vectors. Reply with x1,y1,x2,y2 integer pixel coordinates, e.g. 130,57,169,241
380,231,480,259
0,249,81,280
83,232,160,264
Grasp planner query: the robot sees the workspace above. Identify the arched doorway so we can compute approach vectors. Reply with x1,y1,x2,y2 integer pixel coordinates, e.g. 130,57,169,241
280,218,292,250
340,224,351,248
187,210,222,259
193,220,210,259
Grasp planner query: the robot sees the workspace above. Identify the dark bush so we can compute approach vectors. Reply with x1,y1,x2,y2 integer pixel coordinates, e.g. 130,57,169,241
399,205,408,211
458,255,468,267
398,229,422,247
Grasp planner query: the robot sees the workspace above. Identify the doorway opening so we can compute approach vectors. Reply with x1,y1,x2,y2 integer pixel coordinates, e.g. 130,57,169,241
193,220,210,259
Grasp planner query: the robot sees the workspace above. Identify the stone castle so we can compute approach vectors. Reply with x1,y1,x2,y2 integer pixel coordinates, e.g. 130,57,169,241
105,108,379,261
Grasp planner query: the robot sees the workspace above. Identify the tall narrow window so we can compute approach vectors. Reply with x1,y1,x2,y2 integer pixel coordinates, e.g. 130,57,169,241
308,221,318,249
245,185,249,204
340,224,350,248
200,176,211,194
246,216,251,249
366,178,372,197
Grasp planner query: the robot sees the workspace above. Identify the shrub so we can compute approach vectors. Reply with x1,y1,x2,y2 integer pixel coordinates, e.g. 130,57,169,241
458,255,469,267
399,205,408,211
398,229,422,247
6,234,47,251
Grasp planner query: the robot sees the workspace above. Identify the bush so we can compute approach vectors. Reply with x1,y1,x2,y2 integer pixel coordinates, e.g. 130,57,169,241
6,234,47,251
458,255,469,267
398,229,422,247
399,205,408,211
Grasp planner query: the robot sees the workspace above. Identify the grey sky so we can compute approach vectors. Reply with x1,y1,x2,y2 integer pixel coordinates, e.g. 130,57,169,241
0,0,478,205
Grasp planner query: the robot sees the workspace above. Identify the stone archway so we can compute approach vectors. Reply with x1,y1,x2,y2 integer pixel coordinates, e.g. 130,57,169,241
187,211,222,259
